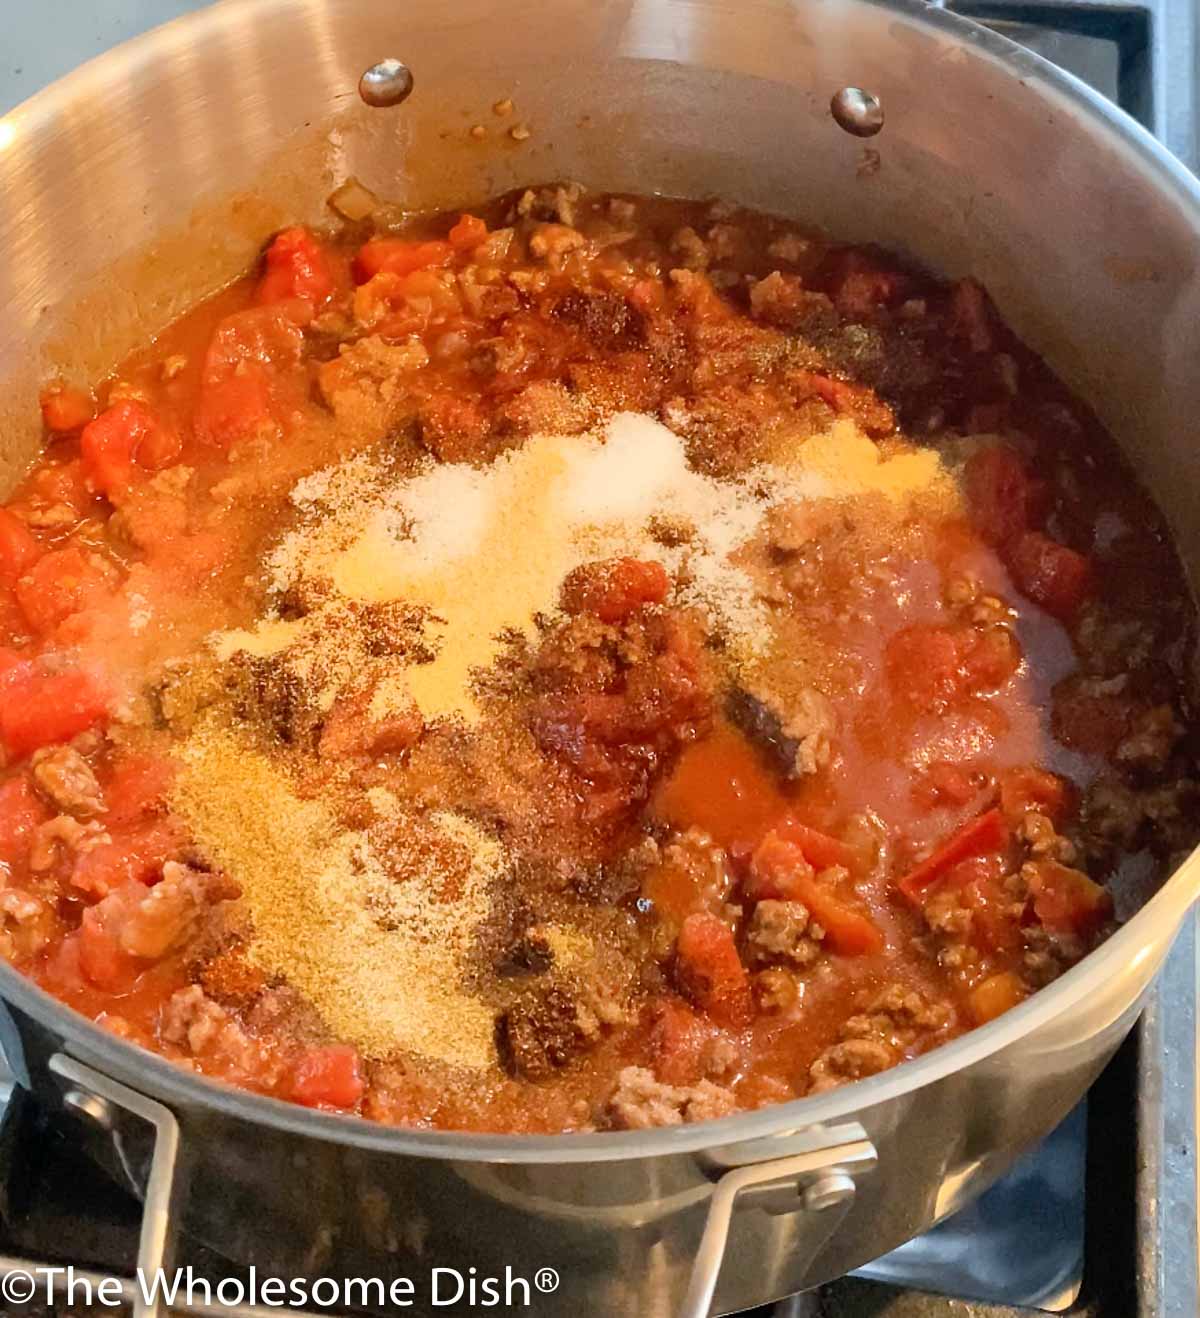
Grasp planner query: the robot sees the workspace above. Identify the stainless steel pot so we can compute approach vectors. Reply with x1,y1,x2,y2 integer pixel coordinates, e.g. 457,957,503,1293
0,2,1198,1314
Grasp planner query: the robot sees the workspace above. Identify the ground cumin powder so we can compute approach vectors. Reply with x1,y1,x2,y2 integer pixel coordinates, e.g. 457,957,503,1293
169,724,501,1068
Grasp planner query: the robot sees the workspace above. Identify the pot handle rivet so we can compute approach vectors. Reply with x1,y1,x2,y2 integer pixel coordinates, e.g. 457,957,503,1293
358,59,415,108
830,87,884,137
803,1169,856,1212
63,1087,113,1130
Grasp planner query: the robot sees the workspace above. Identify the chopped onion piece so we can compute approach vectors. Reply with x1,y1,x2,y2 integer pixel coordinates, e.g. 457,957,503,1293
328,177,380,221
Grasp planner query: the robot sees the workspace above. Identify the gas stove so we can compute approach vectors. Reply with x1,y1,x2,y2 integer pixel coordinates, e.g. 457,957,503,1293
0,4,1197,1317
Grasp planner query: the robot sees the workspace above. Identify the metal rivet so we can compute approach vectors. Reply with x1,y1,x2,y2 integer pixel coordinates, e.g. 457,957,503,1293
803,1170,856,1212
63,1088,114,1130
830,87,884,137
358,59,415,109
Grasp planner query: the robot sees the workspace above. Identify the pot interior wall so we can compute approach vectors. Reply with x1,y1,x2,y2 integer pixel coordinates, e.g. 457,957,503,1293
2,0,1199,589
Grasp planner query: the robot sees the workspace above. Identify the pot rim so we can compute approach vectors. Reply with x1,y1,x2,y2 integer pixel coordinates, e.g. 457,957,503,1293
2,0,1199,1163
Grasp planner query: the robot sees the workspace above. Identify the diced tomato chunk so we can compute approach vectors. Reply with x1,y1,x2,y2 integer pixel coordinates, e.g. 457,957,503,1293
788,869,885,956
194,306,304,448
195,373,273,449
291,1045,364,1109
0,778,49,859
896,808,1010,904
77,908,142,992
40,384,95,433
447,213,488,250
649,997,720,1086
999,766,1070,825
561,557,669,623
968,970,1027,1024
0,664,110,760
1007,531,1091,621
352,239,454,284
0,509,40,586
675,912,752,1027
745,832,814,902
1026,860,1113,939
964,446,1038,549
257,227,334,311
81,400,179,498
888,623,1018,710
887,625,965,710
15,546,112,636
770,816,858,872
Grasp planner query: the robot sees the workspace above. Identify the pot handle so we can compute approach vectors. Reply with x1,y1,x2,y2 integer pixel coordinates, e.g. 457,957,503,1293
680,1126,877,1318
47,1054,182,1318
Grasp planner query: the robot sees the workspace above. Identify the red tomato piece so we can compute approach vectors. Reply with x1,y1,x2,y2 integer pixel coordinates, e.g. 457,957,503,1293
195,373,273,449
353,239,454,284
999,766,1070,825
771,816,859,872
194,306,305,448
257,227,334,311
1026,861,1113,939
0,509,40,586
80,401,180,498
560,557,669,623
649,998,720,1087
15,546,112,636
1007,531,1091,621
963,446,1038,549
40,384,95,433
896,808,1010,904
77,907,142,993
291,1045,364,1109
675,912,752,1027
745,833,814,902
0,778,49,860
886,625,967,710
0,665,110,760
447,213,489,250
